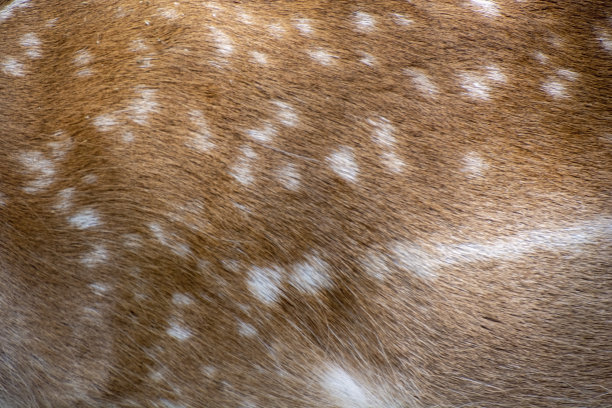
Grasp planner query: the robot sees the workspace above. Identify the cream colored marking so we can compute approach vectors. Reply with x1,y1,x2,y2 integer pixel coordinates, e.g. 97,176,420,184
328,147,358,183
69,208,102,229
459,72,491,100
354,11,375,32
187,110,214,151
1,57,25,77
159,6,179,19
89,282,110,295
81,244,109,267
167,320,192,341
389,216,611,278
231,146,258,185
381,151,405,173
127,87,158,125
19,151,55,193
210,27,234,57
273,100,298,127
404,69,439,96
542,78,567,99
148,222,192,258
54,188,75,212
247,265,284,305
534,51,548,64
250,51,268,65
469,0,500,17
268,22,285,38
289,254,332,294
277,163,301,191
308,49,337,66
357,51,376,66
20,32,41,59
237,321,257,337
596,27,612,52
93,113,119,132
294,17,313,35
462,151,489,178
0,0,30,23
172,293,194,306
391,13,413,26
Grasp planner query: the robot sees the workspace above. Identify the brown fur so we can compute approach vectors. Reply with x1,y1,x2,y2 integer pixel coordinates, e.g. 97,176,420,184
1,1,611,407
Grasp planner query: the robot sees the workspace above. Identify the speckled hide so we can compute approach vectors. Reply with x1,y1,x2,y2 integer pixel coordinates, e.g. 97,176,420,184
1,1,611,407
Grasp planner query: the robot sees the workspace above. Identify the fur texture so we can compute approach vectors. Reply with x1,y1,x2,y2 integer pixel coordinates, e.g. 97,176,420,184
0,0,611,407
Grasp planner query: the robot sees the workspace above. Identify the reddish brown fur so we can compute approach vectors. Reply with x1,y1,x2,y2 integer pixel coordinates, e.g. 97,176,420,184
1,1,611,407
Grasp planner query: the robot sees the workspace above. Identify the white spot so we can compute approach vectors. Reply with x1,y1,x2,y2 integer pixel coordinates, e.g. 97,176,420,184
459,73,491,100
246,123,276,143
368,117,396,147
69,208,102,229
54,187,75,212
93,113,119,132
81,245,109,268
210,27,234,57
327,147,359,183
357,51,376,66
130,38,149,52
172,293,193,306
404,69,439,96
238,11,254,25
231,146,257,186
237,321,257,337
273,101,298,127
247,265,284,305
391,241,438,279
391,13,413,26
596,28,612,53
47,131,72,160
557,68,578,81
542,78,567,98
127,88,158,125
187,110,214,152
267,22,285,38
321,365,375,408
89,282,110,295
381,151,405,173
148,223,191,257
0,192,6,206
20,151,55,193
159,6,179,19
250,51,268,65
1,57,25,77
289,254,332,294
308,49,336,66
277,163,301,191
469,0,500,17
485,65,506,83
534,51,548,64
167,320,192,341
354,12,375,32
0,0,30,23
20,33,41,59
202,365,217,377
122,131,134,143
462,151,489,177
294,18,313,35
74,49,93,66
